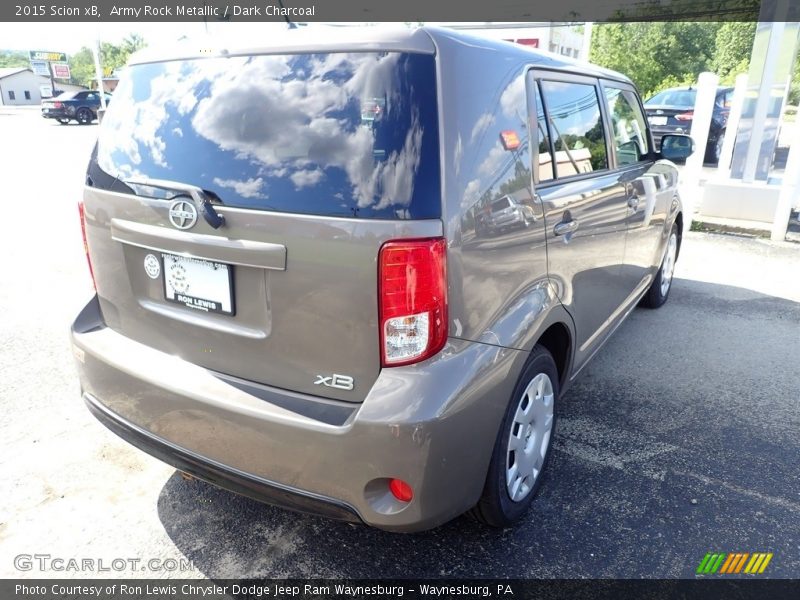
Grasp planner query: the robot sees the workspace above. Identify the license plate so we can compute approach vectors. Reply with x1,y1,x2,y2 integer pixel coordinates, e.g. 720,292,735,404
649,116,668,126
43,108,49,113
163,253,234,315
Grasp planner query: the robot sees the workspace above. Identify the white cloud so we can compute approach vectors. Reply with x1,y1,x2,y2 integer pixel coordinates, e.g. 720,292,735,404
290,169,324,189
212,177,265,198
470,113,495,145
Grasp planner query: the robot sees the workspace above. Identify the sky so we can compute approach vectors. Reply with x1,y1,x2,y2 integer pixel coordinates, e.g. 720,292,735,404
0,21,293,54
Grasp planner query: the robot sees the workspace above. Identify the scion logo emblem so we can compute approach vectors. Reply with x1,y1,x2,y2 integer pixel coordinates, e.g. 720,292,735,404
168,199,198,230
314,374,355,391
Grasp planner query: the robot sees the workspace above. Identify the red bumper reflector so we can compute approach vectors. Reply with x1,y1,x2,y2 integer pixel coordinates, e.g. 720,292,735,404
389,478,414,502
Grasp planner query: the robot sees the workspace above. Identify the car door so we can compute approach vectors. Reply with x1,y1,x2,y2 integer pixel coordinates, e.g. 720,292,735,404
530,71,630,372
601,81,673,294
85,91,99,109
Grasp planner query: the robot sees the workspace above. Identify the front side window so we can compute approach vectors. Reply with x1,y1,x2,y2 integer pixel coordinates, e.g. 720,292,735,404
605,86,649,165
540,80,608,176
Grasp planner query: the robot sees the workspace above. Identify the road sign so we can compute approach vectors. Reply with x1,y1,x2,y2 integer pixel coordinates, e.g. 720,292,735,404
51,63,71,80
29,50,67,62
30,60,51,77
40,84,53,98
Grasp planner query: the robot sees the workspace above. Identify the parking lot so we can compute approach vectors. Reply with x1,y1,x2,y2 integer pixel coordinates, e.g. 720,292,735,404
0,107,798,579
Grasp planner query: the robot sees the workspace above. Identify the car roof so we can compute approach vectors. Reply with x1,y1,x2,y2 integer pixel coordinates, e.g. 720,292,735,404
127,25,633,85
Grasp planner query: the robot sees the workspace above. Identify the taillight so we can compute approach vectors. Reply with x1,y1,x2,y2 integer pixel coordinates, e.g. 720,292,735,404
78,202,96,291
53,101,63,109
675,111,694,121
379,237,447,367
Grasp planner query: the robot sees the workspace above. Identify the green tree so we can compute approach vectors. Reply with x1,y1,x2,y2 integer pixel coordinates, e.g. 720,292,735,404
68,47,96,88
590,22,720,98
0,50,29,68
67,35,147,87
121,33,146,57
712,22,756,83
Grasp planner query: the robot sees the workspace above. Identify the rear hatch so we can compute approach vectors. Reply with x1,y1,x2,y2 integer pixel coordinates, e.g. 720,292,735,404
83,50,441,402
644,89,697,142
644,104,695,130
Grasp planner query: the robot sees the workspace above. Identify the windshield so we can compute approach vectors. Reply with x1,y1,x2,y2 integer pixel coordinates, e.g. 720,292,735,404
645,89,696,107
92,52,441,220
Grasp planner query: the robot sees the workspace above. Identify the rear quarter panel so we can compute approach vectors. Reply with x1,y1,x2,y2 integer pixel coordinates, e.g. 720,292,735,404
431,31,573,357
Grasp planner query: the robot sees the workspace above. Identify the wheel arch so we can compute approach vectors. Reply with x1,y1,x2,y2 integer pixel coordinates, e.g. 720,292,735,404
674,210,683,259
516,298,575,393
534,321,572,391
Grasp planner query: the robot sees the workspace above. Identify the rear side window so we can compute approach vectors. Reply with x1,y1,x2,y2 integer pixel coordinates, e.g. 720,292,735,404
540,80,608,176
92,52,441,220
604,86,649,165
532,83,555,182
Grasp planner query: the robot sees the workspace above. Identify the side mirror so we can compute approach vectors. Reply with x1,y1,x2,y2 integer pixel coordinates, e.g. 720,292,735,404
660,134,695,164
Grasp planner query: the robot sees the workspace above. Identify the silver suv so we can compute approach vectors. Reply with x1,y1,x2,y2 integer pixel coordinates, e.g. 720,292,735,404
477,194,537,236
71,27,693,532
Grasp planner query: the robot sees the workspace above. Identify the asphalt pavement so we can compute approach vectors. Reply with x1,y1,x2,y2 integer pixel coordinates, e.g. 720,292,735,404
0,108,798,579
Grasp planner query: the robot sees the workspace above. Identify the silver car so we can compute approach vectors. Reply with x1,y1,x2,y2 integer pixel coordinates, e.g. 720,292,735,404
478,194,537,236
71,26,693,532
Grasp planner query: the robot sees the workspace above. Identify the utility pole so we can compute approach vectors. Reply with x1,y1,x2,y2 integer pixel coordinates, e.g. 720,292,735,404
579,22,593,61
92,37,106,111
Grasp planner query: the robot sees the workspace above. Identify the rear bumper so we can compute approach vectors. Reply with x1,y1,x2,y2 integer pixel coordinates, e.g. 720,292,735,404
84,391,362,524
71,295,525,532
488,213,524,230
42,109,70,119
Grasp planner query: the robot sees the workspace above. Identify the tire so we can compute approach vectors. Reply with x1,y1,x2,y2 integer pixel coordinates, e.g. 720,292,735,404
641,223,679,309
469,345,559,528
76,108,93,125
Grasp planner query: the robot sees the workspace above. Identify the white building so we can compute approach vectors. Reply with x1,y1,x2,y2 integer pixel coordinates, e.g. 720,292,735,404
0,67,85,105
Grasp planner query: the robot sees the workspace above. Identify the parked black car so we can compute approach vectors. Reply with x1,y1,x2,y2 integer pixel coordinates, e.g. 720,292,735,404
644,86,732,164
41,91,112,125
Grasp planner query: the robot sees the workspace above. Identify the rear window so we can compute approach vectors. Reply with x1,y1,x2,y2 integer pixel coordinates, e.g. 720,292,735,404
91,52,441,220
645,89,696,107
491,197,511,211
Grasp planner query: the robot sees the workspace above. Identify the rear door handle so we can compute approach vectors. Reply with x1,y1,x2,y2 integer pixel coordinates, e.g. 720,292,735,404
553,220,579,236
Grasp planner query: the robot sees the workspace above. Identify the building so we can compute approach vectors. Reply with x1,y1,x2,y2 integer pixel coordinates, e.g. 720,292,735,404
438,23,585,58
0,67,86,105
92,68,125,93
